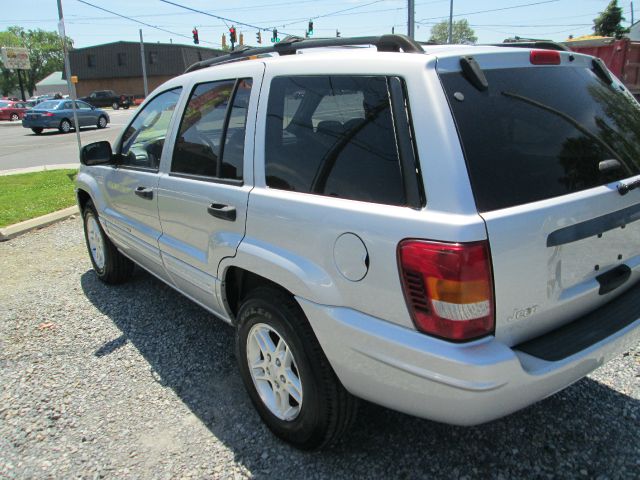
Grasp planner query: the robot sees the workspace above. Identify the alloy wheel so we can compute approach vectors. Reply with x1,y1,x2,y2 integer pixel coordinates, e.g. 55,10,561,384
85,213,105,270
246,323,303,421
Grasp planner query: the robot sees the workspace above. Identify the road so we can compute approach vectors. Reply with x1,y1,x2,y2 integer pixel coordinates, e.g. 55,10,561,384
0,109,135,171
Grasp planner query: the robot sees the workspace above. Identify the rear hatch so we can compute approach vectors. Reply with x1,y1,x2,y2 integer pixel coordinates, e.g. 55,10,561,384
437,49,640,346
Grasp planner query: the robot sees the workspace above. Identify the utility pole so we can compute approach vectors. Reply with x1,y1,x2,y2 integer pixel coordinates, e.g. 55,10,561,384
56,0,82,153
407,0,415,39
139,29,148,97
447,0,454,44
632,1,635,25
16,70,25,101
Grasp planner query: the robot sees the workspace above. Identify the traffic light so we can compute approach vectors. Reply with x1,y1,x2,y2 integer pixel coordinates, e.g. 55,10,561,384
336,29,341,38
308,20,314,36
271,28,279,43
192,27,199,45
229,26,237,45
256,31,262,44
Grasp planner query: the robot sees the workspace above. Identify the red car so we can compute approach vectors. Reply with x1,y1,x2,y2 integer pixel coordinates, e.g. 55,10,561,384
0,100,29,121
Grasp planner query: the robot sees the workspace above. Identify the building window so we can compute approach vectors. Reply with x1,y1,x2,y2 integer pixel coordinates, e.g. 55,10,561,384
149,51,158,65
87,54,96,67
117,52,126,66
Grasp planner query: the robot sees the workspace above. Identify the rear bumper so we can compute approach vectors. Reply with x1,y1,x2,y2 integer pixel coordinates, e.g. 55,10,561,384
298,286,640,426
22,117,59,128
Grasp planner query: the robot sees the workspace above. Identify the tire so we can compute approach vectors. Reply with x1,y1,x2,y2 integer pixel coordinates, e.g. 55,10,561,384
9,113,19,121
112,102,119,110
31,127,43,135
236,287,357,450
82,201,134,284
59,119,72,133
97,115,107,129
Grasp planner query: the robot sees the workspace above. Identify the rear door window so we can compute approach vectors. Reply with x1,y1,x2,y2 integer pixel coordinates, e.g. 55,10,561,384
439,66,640,211
265,75,407,206
171,78,252,181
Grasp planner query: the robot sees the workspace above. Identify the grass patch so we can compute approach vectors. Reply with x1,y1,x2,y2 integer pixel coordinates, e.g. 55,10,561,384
0,169,78,227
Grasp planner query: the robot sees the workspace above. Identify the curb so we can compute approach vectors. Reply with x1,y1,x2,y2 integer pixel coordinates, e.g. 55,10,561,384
0,163,79,176
0,206,79,242
0,121,22,127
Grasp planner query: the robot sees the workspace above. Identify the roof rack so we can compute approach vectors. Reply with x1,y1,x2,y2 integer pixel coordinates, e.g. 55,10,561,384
185,34,424,73
490,41,569,52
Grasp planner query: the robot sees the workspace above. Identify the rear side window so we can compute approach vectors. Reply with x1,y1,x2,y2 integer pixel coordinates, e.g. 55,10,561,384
171,78,251,181
440,66,640,211
265,75,406,206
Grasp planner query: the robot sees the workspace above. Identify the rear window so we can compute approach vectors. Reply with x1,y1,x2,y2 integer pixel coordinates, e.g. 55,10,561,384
37,101,60,110
440,65,640,211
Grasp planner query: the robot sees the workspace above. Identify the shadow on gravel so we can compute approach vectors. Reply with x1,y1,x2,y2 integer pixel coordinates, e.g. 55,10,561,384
80,268,639,479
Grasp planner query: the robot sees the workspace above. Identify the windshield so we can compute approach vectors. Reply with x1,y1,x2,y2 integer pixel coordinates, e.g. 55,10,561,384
37,101,61,110
439,65,640,211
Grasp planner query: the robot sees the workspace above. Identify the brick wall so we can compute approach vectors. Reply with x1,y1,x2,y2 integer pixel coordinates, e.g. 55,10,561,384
75,76,174,98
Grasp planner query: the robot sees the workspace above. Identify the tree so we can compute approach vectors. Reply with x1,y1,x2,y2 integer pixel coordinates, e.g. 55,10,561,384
0,26,72,97
429,19,477,44
593,0,628,38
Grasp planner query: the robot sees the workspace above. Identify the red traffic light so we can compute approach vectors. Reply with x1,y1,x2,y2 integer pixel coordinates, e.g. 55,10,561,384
192,28,199,45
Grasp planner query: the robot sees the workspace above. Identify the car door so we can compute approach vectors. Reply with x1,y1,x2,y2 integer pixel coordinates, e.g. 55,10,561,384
71,101,88,126
156,63,263,315
97,87,183,279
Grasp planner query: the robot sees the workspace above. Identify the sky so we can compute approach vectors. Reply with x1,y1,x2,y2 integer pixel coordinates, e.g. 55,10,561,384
0,0,637,49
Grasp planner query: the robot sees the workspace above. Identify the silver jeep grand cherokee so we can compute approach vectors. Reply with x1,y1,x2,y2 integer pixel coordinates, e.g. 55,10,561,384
76,35,640,450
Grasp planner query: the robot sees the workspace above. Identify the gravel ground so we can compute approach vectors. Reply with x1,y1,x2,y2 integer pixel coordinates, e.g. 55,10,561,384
0,217,638,479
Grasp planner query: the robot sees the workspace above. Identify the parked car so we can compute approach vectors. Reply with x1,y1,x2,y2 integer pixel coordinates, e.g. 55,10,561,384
22,99,109,134
28,93,63,105
0,100,29,121
79,90,133,110
75,36,640,450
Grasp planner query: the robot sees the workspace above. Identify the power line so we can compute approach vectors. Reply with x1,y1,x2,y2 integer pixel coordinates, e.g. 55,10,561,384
311,0,387,20
159,0,291,34
75,0,219,45
417,0,562,23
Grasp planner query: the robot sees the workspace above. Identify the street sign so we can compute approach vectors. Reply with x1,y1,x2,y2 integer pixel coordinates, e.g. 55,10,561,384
0,47,31,70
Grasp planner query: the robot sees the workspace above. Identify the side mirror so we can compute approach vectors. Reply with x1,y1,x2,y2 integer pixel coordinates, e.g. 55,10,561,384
91,105,95,110
80,141,113,166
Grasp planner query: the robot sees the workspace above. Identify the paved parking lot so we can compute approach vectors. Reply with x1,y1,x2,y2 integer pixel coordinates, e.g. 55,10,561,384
0,109,135,171
0,217,638,479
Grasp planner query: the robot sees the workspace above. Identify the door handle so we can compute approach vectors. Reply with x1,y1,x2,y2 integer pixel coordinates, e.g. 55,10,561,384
207,203,236,221
134,186,154,200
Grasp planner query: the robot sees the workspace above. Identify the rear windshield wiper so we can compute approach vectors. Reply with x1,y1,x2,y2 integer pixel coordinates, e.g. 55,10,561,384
501,91,634,176
618,178,640,195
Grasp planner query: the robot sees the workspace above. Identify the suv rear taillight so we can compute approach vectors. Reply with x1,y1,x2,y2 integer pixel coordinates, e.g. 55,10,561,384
398,240,494,341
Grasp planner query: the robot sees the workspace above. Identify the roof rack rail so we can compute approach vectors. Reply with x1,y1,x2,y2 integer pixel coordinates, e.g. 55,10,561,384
490,41,569,52
185,34,424,73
